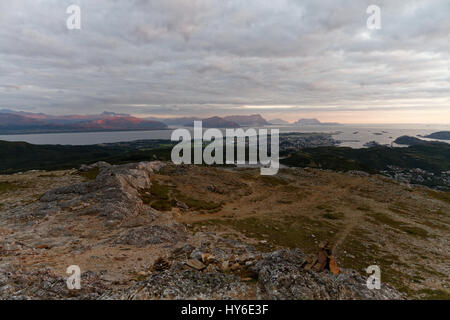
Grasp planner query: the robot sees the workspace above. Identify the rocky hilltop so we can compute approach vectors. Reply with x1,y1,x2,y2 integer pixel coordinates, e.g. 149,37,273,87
1,162,449,299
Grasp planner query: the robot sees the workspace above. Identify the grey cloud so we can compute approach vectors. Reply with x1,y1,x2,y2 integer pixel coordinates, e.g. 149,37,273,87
0,0,448,120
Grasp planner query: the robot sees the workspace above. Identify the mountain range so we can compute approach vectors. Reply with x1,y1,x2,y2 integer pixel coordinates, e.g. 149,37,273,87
0,110,274,133
147,114,269,127
0,109,168,134
268,118,290,125
0,109,343,134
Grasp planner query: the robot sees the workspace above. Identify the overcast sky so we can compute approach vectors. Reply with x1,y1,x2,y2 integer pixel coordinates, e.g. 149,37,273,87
0,0,449,123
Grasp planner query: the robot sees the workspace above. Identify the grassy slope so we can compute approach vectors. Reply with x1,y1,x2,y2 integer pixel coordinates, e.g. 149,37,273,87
2,139,450,177
0,140,173,173
281,143,450,174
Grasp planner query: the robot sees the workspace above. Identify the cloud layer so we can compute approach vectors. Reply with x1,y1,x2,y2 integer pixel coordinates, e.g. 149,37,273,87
0,0,449,123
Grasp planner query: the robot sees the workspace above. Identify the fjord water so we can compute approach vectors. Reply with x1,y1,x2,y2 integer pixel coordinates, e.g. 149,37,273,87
0,124,449,148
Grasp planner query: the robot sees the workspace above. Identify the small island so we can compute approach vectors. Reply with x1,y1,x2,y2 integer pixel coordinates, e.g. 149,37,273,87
394,136,427,146
422,131,450,141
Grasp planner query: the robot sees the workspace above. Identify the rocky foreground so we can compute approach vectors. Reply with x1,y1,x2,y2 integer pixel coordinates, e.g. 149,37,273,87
0,161,449,299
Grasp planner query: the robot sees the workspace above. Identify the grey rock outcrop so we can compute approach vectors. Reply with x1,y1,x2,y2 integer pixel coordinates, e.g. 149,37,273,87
114,224,187,247
131,268,248,300
38,161,165,220
252,250,403,300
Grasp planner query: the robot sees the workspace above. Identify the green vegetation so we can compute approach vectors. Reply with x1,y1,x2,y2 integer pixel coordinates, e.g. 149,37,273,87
139,181,221,212
315,204,345,220
149,182,170,200
37,173,60,178
281,142,450,175
423,131,450,141
139,181,174,211
193,215,444,298
368,212,428,238
0,181,25,194
323,212,344,220
0,140,174,174
280,185,300,193
277,199,293,204
0,139,263,174
338,228,418,296
150,199,176,211
417,289,450,300
425,190,450,205
78,168,100,181
192,215,340,253
260,176,288,186
388,204,409,216
175,192,222,211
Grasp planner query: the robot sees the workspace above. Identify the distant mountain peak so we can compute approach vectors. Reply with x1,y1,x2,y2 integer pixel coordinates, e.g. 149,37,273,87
295,118,340,126
223,114,269,126
101,111,130,117
268,118,289,125
184,116,240,128
295,118,321,125
0,110,167,134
